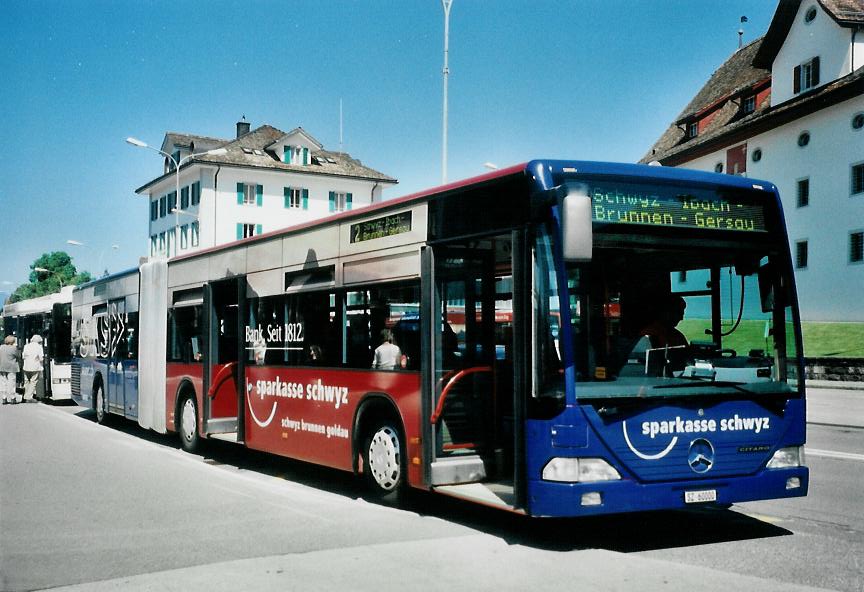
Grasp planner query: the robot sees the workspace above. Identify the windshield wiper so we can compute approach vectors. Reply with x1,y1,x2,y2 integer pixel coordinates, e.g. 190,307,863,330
653,376,754,394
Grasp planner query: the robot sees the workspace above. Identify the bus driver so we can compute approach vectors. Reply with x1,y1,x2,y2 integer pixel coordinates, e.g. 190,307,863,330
640,294,688,349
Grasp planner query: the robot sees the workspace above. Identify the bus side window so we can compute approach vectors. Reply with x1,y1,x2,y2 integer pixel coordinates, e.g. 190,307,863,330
345,290,371,368
344,282,420,371
167,307,202,363
116,312,138,360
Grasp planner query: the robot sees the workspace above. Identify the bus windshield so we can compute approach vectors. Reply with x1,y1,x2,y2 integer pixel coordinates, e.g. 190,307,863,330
565,242,800,399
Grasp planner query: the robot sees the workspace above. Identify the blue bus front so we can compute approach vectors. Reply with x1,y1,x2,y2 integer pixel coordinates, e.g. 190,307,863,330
525,163,808,517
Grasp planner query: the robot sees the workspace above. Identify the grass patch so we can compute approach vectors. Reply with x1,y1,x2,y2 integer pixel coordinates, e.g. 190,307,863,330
677,320,864,359
800,322,864,358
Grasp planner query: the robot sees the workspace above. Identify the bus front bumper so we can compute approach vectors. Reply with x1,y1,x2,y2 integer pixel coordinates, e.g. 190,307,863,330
526,466,809,517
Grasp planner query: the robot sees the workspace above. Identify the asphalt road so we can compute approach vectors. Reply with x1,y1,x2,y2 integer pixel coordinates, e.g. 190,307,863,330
1,387,861,592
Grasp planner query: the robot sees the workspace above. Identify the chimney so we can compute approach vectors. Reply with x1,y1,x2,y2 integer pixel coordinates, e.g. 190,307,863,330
236,115,250,138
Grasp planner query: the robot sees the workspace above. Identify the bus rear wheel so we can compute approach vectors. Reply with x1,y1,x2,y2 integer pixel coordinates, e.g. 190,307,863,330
178,394,200,454
362,422,406,501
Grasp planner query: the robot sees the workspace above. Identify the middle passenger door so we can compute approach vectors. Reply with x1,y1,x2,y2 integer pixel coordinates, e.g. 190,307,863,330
427,231,525,508
202,276,246,441
106,299,126,415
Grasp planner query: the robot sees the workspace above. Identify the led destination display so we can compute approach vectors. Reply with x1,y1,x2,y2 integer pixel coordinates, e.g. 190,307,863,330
589,185,767,232
350,211,412,243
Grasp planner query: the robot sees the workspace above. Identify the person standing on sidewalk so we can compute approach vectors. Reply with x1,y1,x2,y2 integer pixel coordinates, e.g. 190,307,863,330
0,335,21,405
22,335,44,403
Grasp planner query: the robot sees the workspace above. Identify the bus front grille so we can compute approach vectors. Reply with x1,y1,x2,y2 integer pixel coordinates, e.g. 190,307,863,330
71,362,81,397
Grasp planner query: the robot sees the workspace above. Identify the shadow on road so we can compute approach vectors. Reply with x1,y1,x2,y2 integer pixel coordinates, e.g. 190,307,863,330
72,407,792,554
406,494,792,552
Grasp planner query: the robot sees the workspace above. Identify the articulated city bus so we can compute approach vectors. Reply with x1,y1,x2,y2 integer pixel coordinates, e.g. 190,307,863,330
2,286,74,401
71,161,808,516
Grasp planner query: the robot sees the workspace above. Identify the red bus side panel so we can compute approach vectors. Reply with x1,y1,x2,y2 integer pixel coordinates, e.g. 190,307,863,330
244,366,421,478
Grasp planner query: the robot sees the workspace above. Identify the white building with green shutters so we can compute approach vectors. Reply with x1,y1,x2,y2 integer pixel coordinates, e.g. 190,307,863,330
134,119,397,258
642,0,864,322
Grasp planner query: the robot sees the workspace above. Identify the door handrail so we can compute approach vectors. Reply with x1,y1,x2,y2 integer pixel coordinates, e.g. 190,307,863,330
208,361,237,398
430,365,492,424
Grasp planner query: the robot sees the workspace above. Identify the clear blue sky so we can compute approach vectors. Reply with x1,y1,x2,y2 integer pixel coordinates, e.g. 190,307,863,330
0,0,778,298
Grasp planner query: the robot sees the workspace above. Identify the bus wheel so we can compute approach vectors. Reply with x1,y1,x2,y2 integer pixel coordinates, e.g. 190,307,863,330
178,394,200,454
362,422,405,501
94,384,107,424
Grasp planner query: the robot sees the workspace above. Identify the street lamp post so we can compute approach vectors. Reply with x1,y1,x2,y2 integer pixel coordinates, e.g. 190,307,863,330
441,0,454,184
126,137,226,257
67,240,119,277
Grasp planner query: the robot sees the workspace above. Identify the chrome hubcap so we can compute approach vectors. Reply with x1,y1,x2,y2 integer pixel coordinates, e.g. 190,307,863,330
96,388,104,420
181,399,196,442
368,426,401,491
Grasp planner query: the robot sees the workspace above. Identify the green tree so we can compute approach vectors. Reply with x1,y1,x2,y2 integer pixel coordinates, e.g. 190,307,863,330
7,252,91,303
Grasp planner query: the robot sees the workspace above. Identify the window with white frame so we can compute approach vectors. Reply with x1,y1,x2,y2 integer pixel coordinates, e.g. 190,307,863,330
237,223,261,239
181,225,189,249
687,122,698,138
742,95,755,114
329,191,352,212
191,222,199,247
242,183,257,205
159,232,166,253
286,188,302,208
150,235,157,256
794,57,820,94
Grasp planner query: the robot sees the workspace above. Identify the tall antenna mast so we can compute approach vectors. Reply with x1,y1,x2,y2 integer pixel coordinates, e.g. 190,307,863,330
441,0,454,184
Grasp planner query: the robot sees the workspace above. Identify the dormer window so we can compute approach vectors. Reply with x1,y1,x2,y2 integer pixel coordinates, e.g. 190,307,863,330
687,122,698,138
283,145,310,165
794,57,820,94
742,95,756,114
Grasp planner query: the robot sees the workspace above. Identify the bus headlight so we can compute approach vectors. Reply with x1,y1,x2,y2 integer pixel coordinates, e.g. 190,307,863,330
542,457,621,483
766,446,805,469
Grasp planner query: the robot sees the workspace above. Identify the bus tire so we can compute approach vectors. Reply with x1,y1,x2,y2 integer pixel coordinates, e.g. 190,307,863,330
362,420,406,502
94,383,107,425
178,393,201,454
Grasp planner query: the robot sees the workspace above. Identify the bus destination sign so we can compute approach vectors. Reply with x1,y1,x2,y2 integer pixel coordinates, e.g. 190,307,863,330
350,211,412,243
590,187,767,232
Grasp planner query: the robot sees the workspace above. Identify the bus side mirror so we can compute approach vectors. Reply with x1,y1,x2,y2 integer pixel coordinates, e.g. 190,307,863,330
758,262,776,313
561,186,593,262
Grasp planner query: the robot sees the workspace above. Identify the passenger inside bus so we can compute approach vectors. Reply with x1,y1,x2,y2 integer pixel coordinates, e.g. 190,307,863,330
372,329,402,370
307,344,323,365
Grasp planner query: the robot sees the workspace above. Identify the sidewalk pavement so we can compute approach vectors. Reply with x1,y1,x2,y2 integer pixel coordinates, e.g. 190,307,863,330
47,534,838,592
806,382,864,428
806,380,864,390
